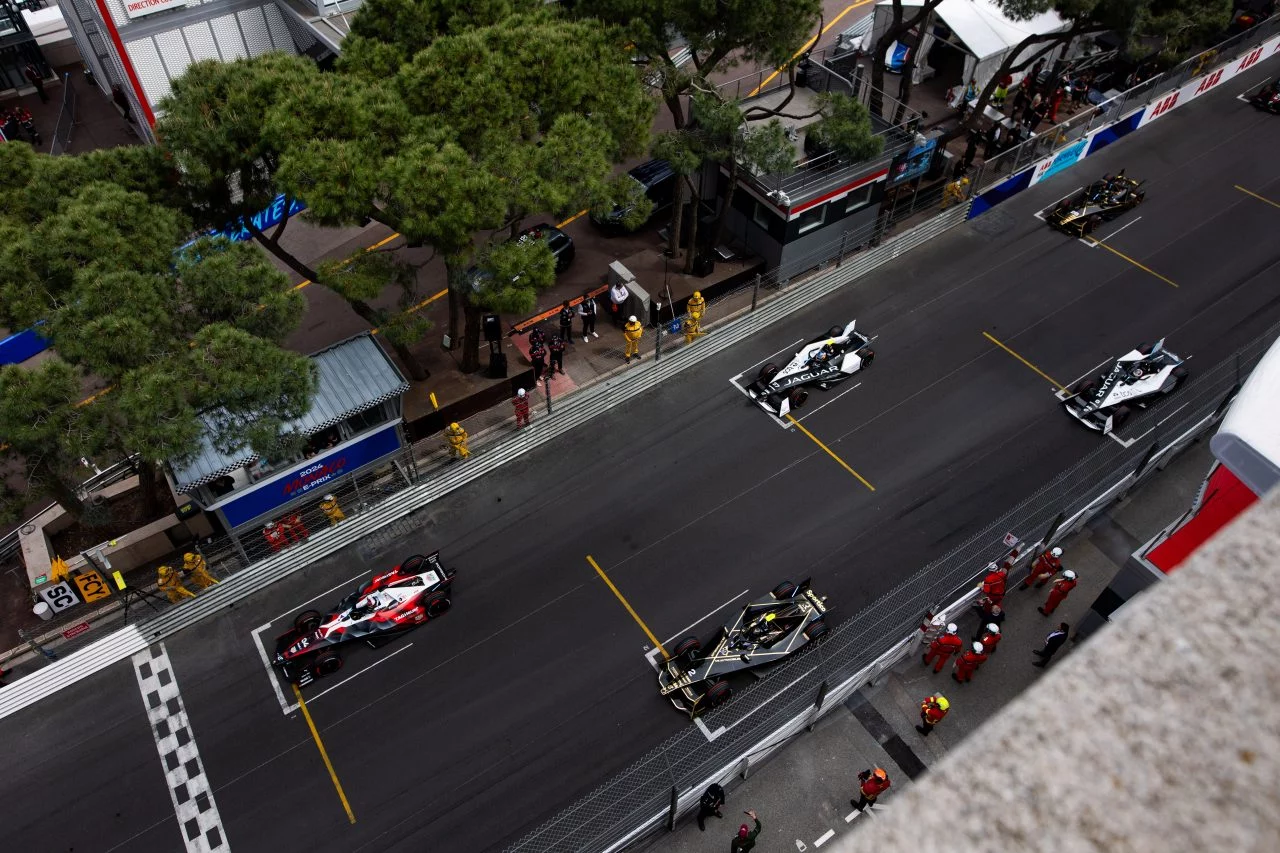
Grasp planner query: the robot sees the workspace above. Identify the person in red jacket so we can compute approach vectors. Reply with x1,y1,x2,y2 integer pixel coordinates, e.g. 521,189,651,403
981,563,1008,606
513,387,531,427
262,521,286,553
922,623,963,673
852,767,891,811
1021,547,1063,589
952,641,988,683
1039,570,1078,615
281,510,309,544
916,694,949,736
976,622,1001,655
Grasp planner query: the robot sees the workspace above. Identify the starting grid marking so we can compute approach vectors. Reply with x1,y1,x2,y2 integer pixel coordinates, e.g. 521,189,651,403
250,569,410,717
132,644,228,852
796,802,891,851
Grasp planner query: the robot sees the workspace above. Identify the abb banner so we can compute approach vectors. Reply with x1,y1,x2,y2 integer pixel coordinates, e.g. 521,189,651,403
1138,33,1280,129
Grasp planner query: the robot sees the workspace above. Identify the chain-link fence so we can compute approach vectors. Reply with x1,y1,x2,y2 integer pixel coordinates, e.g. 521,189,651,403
971,15,1280,194
505,317,1280,853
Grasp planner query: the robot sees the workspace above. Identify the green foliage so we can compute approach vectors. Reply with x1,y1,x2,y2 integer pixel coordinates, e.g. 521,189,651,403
692,94,797,176
340,0,540,78
651,129,702,177
590,174,655,232
156,53,320,227
806,94,885,163
172,238,303,344
1132,0,1232,60
472,238,556,315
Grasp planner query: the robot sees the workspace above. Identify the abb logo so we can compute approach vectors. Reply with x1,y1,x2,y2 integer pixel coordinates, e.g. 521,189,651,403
1237,48,1264,72
1194,69,1224,95
1149,92,1179,119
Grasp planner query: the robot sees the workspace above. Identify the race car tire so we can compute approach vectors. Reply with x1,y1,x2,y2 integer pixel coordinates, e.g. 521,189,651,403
703,680,732,709
295,609,323,633
789,389,809,408
1072,378,1098,396
672,636,701,661
1112,405,1132,427
1165,365,1189,393
1084,215,1101,235
757,362,780,384
313,651,343,677
425,593,451,617
804,620,829,642
857,347,875,367
772,581,798,600
400,554,427,574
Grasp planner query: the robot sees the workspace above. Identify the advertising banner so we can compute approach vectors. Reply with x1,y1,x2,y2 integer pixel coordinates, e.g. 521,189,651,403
1027,137,1091,188
124,0,189,19
1137,33,1280,129
219,423,403,528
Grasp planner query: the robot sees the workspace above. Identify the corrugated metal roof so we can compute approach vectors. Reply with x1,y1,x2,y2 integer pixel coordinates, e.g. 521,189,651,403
169,333,408,492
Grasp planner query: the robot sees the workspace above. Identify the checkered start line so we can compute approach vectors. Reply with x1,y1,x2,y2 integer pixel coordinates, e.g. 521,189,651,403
131,644,228,851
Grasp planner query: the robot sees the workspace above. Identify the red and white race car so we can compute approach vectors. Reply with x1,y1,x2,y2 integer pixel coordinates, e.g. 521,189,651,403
273,551,456,685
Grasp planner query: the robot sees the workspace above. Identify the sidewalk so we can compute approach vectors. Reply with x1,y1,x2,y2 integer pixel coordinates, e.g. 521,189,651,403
640,439,1212,853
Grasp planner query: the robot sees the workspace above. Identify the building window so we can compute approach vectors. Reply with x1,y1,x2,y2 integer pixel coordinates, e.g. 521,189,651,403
343,403,388,438
845,184,873,213
795,205,826,234
753,200,775,230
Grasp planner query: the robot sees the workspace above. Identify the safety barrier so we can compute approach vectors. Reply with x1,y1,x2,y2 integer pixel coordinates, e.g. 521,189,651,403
506,322,1279,852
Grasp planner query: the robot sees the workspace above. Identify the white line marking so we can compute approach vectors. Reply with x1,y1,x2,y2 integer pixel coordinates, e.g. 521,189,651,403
657,589,750,651
1037,186,1083,221
815,829,836,847
728,376,790,430
845,810,861,823
305,643,414,704
252,623,297,716
695,716,726,741
1106,430,1137,449
731,338,806,381
265,570,369,625
1093,215,1142,245
795,382,861,423
132,644,229,852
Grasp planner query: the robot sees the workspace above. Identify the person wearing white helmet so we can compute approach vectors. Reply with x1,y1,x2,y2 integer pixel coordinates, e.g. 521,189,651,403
1022,545,1065,589
977,622,1002,654
513,386,531,428
1039,569,1079,616
922,622,964,673
262,520,287,552
952,640,989,683
320,493,345,526
623,314,644,364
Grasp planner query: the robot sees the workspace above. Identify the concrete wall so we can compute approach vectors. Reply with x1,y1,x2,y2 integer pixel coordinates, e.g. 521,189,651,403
829,484,1280,852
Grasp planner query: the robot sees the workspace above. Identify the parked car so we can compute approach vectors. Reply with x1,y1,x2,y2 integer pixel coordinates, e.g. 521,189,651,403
515,223,576,273
590,159,676,231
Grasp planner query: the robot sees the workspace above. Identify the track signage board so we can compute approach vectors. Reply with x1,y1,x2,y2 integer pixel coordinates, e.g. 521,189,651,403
37,582,81,613
72,570,111,604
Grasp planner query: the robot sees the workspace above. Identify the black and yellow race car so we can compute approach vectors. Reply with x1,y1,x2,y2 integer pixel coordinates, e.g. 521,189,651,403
657,579,829,717
1047,171,1145,237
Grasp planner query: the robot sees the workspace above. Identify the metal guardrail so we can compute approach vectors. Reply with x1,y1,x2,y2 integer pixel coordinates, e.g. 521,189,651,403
507,317,1280,853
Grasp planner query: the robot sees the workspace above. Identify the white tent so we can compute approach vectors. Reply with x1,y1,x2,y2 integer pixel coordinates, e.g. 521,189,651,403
868,0,1069,89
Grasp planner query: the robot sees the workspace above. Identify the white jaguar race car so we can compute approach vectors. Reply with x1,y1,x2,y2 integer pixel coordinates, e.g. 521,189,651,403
1062,339,1188,434
747,320,876,416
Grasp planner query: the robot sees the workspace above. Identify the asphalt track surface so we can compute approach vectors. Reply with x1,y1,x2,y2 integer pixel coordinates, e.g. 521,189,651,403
3,63,1278,853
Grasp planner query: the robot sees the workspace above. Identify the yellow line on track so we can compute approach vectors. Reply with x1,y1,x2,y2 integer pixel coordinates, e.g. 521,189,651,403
586,555,667,656
784,414,876,491
1234,184,1280,209
293,684,357,824
983,331,1067,393
557,210,588,228
1085,238,1179,288
749,1,872,97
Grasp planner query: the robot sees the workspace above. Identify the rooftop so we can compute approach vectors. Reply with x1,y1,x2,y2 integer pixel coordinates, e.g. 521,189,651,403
168,332,408,492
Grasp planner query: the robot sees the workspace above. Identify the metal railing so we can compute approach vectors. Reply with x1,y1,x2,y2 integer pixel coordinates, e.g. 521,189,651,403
48,73,77,155
505,318,1280,853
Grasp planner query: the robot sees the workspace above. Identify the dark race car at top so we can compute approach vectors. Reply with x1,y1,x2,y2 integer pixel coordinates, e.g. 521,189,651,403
1046,170,1145,237
1248,75,1280,114
747,320,875,416
274,551,457,685
658,579,829,717
1061,339,1188,434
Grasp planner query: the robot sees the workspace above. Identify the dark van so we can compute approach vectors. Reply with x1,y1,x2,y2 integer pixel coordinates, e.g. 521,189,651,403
591,159,676,231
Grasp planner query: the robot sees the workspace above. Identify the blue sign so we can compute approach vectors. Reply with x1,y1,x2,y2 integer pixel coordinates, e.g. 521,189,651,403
218,422,403,528
209,194,307,243
888,136,938,187
0,323,51,365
